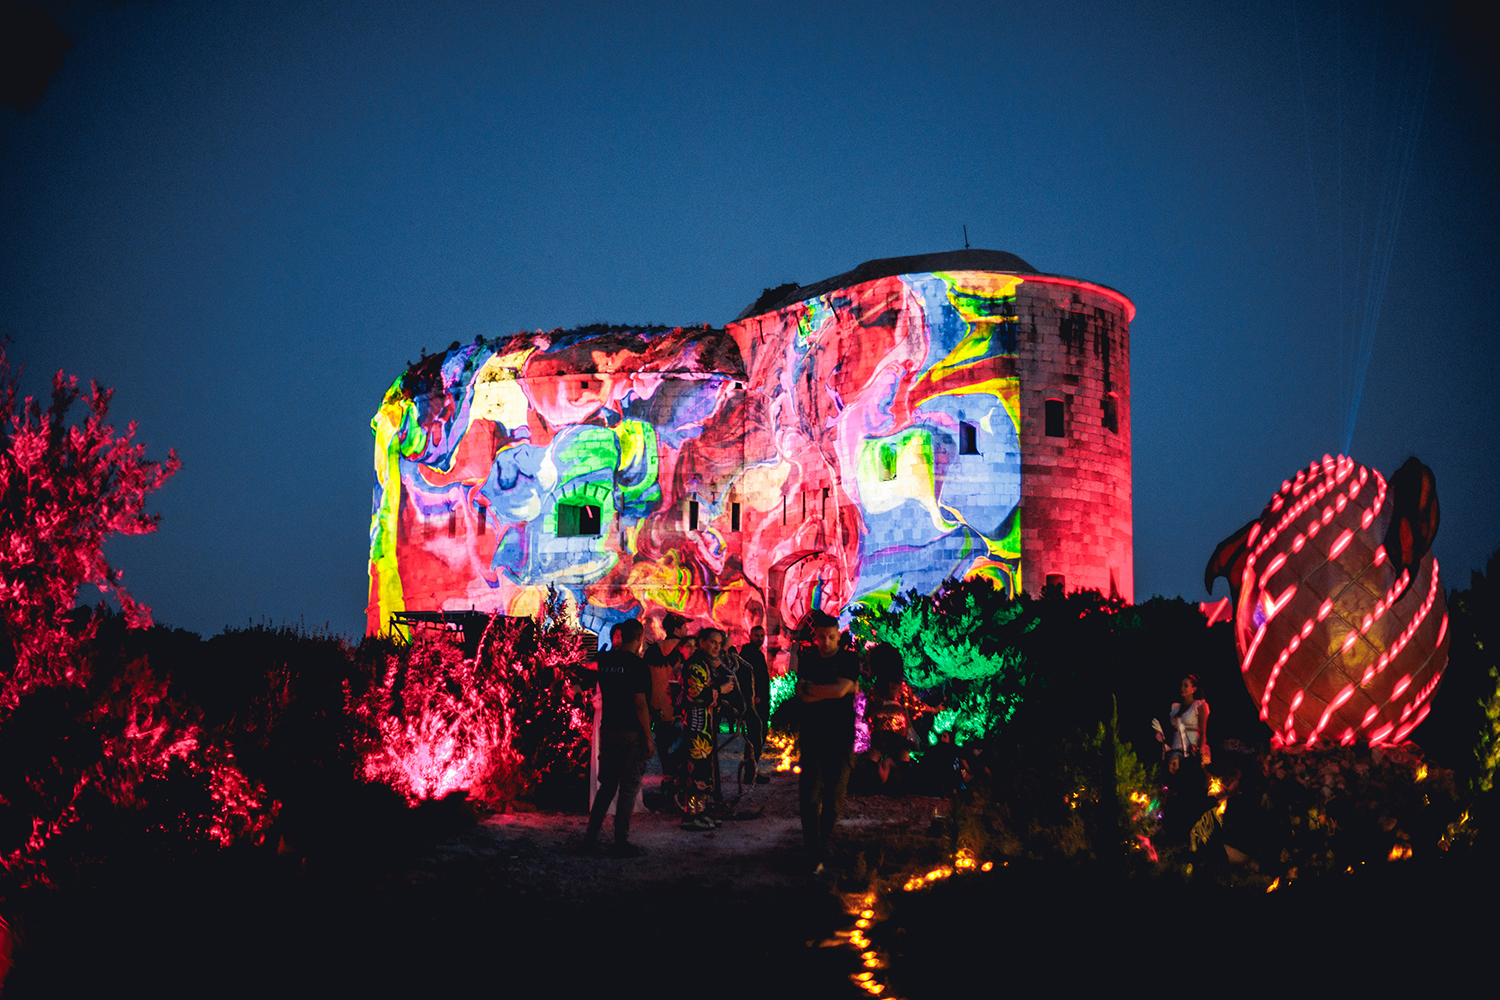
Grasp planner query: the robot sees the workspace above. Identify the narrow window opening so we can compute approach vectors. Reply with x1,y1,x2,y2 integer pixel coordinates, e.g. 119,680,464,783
731,501,742,532
557,503,601,537
688,500,700,530
822,486,830,519
1045,398,1066,438
959,421,979,455
578,504,601,535
782,495,787,526
447,511,457,537
878,442,898,481
477,509,486,536
1103,393,1119,434
565,378,598,403
801,492,807,521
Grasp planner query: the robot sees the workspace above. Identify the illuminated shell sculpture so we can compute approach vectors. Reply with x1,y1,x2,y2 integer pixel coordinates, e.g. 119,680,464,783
1203,455,1448,748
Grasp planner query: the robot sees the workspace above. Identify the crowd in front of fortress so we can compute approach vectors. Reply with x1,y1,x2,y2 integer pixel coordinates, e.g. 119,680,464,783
582,610,982,870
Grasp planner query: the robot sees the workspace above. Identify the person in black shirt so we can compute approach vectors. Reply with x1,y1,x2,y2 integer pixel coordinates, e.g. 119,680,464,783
738,625,771,782
584,618,653,857
644,613,689,775
794,610,860,872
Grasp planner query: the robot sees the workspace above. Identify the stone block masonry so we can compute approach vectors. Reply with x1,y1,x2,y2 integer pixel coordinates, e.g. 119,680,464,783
368,249,1133,644
1012,278,1132,602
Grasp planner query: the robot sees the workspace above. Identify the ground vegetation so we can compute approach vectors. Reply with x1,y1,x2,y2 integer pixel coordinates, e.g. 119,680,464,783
2,353,1497,992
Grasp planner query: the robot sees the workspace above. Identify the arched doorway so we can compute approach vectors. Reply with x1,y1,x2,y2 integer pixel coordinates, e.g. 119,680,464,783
764,549,843,637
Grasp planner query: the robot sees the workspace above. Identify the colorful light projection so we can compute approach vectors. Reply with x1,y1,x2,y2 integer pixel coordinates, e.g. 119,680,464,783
734,272,1024,631
368,271,1024,641
1204,455,1449,748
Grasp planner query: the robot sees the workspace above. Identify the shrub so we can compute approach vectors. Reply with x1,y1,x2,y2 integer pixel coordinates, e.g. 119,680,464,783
0,355,275,884
0,350,178,708
347,589,591,807
348,627,516,805
1223,744,1461,878
852,578,1034,744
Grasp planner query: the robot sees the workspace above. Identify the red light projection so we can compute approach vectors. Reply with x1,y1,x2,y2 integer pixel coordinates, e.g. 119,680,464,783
0,352,180,708
0,351,274,881
1205,455,1448,748
368,270,1027,642
347,598,591,805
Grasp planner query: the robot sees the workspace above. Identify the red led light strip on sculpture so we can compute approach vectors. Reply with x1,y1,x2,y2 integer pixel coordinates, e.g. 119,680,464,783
1252,459,1396,726
1282,690,1305,742
1280,560,1437,742
1366,564,1443,743
1305,683,1357,746
1344,559,1442,745
1247,460,1379,587
1199,597,1232,627
1354,564,1429,686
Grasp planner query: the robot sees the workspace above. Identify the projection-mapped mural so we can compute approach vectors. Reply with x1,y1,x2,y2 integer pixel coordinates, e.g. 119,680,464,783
368,271,1025,641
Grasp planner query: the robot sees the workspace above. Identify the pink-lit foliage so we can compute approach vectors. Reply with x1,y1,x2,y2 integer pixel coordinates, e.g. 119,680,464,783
350,628,516,805
492,591,593,801
0,353,272,883
86,643,276,849
348,589,592,807
0,351,178,707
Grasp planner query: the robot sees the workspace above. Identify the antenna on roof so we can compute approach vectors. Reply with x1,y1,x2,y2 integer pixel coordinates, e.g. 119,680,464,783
962,225,970,249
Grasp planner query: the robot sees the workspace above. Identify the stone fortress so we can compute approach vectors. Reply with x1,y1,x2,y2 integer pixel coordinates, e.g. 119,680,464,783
366,249,1133,647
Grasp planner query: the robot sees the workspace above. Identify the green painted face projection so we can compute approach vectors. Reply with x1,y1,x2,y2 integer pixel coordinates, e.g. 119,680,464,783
368,271,1024,642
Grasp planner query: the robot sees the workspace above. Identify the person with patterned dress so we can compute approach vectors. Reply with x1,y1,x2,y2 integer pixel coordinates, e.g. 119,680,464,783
678,628,735,831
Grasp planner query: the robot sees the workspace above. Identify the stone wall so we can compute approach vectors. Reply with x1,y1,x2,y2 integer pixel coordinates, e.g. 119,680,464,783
1012,278,1133,602
731,271,1027,631
367,264,1134,643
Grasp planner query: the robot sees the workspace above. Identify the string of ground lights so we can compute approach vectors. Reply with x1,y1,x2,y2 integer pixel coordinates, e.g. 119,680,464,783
828,851,1003,998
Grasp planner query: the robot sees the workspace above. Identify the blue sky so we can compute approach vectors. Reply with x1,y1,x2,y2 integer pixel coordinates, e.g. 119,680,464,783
3,1,1495,637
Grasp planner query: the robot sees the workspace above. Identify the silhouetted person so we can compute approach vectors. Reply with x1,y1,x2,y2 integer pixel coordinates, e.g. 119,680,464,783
1156,673,1212,845
584,619,653,857
738,625,771,784
915,730,968,795
645,613,689,775
793,611,859,873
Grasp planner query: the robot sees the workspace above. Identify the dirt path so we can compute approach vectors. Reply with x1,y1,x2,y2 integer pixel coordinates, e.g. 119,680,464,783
377,740,947,997
413,739,944,896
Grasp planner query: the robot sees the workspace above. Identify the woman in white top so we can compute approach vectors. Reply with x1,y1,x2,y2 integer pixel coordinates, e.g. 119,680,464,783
1166,674,1210,774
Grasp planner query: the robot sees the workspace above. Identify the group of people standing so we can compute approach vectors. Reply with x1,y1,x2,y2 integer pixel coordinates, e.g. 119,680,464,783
584,614,1218,867
582,612,774,854
582,608,859,872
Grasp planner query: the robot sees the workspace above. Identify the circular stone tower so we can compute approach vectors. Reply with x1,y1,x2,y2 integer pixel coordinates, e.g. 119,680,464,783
367,248,1133,646
730,248,1134,605
1007,257,1134,602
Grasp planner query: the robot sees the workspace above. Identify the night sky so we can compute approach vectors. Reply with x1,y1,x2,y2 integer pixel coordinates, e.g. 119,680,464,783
2,1,1495,639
